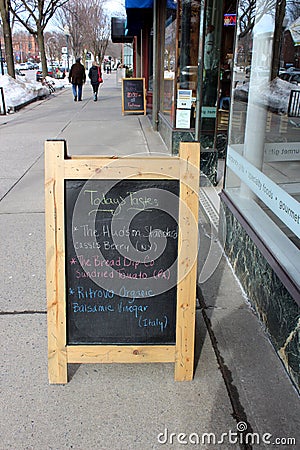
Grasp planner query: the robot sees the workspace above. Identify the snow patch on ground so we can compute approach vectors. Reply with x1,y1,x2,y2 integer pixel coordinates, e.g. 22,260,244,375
234,77,300,113
0,74,67,111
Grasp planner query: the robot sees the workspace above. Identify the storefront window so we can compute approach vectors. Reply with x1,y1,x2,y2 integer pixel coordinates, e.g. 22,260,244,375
225,0,300,284
161,0,201,129
176,0,201,129
199,0,223,146
162,5,177,122
148,28,154,92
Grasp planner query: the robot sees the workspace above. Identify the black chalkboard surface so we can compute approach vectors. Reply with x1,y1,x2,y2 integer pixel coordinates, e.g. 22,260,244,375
65,179,179,345
122,78,146,114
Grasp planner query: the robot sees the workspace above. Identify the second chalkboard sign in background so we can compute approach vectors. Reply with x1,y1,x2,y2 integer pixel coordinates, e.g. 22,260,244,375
122,78,146,115
45,141,200,384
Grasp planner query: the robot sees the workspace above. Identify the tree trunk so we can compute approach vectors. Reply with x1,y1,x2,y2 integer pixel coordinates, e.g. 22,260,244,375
0,0,15,78
271,0,286,80
36,26,47,78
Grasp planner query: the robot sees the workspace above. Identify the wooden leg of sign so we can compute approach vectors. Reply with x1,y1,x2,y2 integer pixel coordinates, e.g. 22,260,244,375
175,142,200,381
45,140,68,384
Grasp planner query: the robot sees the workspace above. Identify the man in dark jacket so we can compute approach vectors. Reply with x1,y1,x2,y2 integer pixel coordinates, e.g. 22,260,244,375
69,57,86,101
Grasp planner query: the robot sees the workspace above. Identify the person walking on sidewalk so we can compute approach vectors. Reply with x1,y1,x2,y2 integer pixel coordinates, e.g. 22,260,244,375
88,61,103,101
69,57,86,101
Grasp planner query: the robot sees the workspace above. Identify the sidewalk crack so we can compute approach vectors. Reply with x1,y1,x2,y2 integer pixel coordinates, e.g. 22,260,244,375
197,285,254,450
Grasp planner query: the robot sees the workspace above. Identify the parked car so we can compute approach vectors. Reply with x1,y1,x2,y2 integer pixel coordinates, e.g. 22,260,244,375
17,62,30,70
278,71,300,86
3,65,25,77
36,68,54,81
26,61,35,70
16,68,25,77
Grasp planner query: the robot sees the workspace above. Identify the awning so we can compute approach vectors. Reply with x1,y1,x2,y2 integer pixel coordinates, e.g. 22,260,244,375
125,1,177,36
125,0,153,7
125,0,153,36
125,0,177,9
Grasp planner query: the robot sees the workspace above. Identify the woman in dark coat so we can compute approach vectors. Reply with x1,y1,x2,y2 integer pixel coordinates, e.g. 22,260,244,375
88,61,102,101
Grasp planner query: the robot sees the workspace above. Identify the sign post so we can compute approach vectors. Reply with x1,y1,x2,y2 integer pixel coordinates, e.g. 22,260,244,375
45,140,200,383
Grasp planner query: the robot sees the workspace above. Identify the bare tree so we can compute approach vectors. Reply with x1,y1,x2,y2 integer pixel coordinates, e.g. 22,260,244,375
84,0,110,64
56,0,87,59
238,0,277,38
238,0,297,78
0,0,15,77
271,0,286,79
56,0,109,65
10,0,69,78
44,30,66,65
286,0,300,23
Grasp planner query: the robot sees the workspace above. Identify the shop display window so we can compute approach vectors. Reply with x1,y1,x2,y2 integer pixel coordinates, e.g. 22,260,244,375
225,0,300,286
162,0,201,129
200,0,223,145
162,5,177,121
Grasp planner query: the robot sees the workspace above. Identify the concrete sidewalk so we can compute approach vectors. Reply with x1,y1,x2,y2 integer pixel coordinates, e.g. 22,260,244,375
0,73,299,450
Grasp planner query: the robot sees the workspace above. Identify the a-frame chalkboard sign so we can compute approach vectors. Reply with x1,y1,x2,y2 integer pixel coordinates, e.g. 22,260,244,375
45,140,200,384
122,78,146,115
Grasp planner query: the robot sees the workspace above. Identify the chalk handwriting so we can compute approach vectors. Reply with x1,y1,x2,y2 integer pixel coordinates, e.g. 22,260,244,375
82,190,159,215
119,285,154,299
72,302,114,313
118,300,148,318
138,315,168,332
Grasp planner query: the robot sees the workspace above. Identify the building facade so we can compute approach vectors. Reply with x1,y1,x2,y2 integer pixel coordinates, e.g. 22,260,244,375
123,0,300,391
12,32,39,63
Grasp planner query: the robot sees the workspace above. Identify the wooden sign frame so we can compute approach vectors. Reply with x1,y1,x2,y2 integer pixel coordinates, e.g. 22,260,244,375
121,77,146,115
45,140,200,384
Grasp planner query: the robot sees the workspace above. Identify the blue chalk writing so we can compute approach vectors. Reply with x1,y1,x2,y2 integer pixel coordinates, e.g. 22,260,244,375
72,303,115,313
138,315,168,332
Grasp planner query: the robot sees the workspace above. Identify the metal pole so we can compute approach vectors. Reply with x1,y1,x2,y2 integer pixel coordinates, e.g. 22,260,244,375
0,42,4,75
0,87,6,115
66,34,69,72
152,0,160,131
63,25,70,72
0,19,4,75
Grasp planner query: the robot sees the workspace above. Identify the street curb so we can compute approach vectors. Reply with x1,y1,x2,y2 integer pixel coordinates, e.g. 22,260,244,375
8,85,65,113
11,94,47,112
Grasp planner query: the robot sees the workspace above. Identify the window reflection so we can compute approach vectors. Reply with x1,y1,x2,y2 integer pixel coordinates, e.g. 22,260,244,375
162,6,177,121
200,0,223,143
162,0,201,129
226,0,300,250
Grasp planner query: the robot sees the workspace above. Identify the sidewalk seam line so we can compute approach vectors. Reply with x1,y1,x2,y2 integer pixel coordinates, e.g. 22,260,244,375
197,285,255,450
0,153,43,202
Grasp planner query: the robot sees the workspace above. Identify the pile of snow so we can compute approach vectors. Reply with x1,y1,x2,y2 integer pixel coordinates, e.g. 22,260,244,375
234,77,300,113
0,74,47,109
256,77,297,113
0,74,66,111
